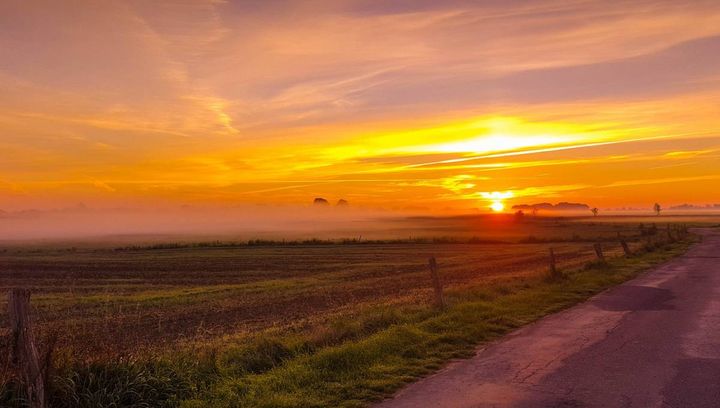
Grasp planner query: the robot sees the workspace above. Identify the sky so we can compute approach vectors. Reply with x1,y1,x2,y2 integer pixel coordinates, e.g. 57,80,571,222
2,0,720,213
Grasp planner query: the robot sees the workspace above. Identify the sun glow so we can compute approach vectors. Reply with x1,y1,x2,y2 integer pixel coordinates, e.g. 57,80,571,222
431,134,569,155
481,191,513,213
392,117,614,159
490,201,505,212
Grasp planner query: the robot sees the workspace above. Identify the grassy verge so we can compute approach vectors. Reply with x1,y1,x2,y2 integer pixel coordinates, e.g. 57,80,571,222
2,237,695,408
182,238,692,407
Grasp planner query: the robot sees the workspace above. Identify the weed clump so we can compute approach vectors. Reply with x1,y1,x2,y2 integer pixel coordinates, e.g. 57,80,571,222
220,337,294,376
49,361,193,408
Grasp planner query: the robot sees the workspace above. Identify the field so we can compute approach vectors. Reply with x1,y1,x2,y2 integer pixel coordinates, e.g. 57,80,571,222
0,215,708,407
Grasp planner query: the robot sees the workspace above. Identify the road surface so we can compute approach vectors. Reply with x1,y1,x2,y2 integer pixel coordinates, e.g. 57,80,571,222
378,228,720,408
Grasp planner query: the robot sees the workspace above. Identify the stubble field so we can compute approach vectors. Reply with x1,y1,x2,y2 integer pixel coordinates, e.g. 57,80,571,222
0,217,641,360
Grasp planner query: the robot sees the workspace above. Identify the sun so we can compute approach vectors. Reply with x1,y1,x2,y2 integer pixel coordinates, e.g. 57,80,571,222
480,191,512,213
490,201,505,212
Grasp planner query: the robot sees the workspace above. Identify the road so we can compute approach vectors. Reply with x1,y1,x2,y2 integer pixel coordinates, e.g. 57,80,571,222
378,228,720,408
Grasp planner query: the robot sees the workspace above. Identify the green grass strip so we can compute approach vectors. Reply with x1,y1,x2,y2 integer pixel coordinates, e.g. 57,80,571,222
180,239,693,407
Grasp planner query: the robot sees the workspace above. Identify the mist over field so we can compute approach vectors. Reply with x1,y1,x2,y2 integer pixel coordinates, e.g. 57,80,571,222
2,203,719,243
0,205,409,242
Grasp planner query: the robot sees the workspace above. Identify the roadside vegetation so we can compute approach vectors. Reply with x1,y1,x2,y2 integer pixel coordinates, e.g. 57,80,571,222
182,235,693,407
0,219,699,407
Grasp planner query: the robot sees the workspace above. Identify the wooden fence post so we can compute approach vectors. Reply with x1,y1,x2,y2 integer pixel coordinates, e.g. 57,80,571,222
593,243,605,261
8,289,47,408
427,257,445,309
620,239,631,257
548,248,558,277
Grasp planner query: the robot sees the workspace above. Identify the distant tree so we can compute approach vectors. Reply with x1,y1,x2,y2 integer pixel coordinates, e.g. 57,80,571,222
591,207,599,217
653,203,662,216
313,197,329,206
514,210,525,220
336,199,349,207
531,208,538,217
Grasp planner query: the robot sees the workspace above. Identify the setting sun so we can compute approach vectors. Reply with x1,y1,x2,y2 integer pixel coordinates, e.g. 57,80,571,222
490,201,505,212
481,191,514,213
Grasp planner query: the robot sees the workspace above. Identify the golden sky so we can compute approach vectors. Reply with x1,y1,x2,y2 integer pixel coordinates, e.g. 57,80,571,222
1,0,720,212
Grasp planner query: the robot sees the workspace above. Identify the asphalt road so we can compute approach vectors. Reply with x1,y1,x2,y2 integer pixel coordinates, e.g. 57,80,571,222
378,228,720,408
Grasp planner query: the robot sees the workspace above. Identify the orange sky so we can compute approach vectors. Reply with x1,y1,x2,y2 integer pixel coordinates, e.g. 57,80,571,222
1,0,720,213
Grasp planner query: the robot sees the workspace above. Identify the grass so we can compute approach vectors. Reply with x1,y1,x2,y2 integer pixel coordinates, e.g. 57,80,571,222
49,361,194,408
177,238,691,407
0,235,690,408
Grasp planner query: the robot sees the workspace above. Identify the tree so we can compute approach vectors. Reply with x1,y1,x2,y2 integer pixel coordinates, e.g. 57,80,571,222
313,197,329,206
653,203,662,216
591,207,599,217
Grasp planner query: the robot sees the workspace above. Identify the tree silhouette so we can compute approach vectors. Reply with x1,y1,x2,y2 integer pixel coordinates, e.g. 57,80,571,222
591,207,599,217
313,197,329,206
653,203,662,216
